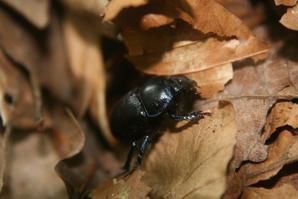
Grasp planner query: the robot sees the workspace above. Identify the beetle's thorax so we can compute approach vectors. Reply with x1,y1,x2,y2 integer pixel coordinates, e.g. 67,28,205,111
138,77,174,117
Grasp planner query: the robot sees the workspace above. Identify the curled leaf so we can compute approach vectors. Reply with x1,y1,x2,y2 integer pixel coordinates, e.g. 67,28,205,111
262,102,298,141
213,48,298,168
63,9,115,144
187,63,233,98
274,0,297,6
104,0,268,75
63,0,108,17
1,0,50,28
0,127,10,192
242,183,298,199
0,50,38,129
51,109,86,198
0,6,75,113
104,0,148,21
8,132,67,198
239,130,298,186
280,3,298,31
229,98,274,168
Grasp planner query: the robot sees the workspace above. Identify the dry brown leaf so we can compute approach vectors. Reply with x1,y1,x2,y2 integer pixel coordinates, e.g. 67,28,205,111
1,0,50,28
103,0,268,100
142,102,237,198
187,63,233,98
230,98,274,168
239,130,298,186
129,35,267,76
51,108,121,198
140,13,174,30
262,58,294,94
63,9,102,117
288,63,298,90
217,0,266,28
275,0,297,6
223,49,298,96
219,38,298,197
280,4,298,31
241,183,298,199
92,170,151,199
52,110,88,198
63,0,108,16
212,63,275,169
0,50,38,129
47,109,86,159
0,127,10,192
179,0,256,39
104,0,268,76
262,102,298,141
103,0,148,21
206,46,298,169
7,133,67,198
0,6,77,114
63,9,115,144
276,172,298,190
55,127,121,198
225,130,298,198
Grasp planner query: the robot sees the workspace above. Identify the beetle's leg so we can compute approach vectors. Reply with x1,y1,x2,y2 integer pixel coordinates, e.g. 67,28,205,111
135,135,151,167
122,141,137,172
169,111,210,121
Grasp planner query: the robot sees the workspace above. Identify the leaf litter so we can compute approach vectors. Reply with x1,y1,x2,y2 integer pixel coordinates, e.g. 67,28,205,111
0,0,297,198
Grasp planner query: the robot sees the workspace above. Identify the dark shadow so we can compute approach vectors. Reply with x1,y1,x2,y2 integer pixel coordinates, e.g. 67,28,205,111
252,161,298,189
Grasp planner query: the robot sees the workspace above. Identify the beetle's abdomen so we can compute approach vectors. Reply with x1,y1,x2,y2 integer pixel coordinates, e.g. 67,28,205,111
110,90,154,143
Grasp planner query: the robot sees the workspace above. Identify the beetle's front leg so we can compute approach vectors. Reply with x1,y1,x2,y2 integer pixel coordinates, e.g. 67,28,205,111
122,141,137,172
134,135,151,168
169,111,210,121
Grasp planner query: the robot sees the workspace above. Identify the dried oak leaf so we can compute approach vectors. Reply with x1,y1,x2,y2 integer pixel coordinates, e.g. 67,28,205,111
0,56,40,192
62,0,108,17
179,0,256,39
204,46,298,170
274,0,297,6
91,170,151,199
0,49,37,129
63,9,116,144
0,126,10,192
241,183,298,199
104,0,268,75
238,130,298,186
202,63,275,169
1,0,50,28
262,102,298,142
103,0,148,21
225,130,298,199
7,132,67,199
220,36,298,197
104,0,267,98
187,63,233,98
280,3,298,31
229,98,273,167
52,110,87,198
46,109,85,159
50,107,121,197
276,171,298,190
142,102,237,198
0,6,77,114
216,0,266,28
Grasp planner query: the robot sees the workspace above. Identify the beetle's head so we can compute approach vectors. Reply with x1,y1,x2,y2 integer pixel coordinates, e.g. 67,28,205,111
168,75,198,94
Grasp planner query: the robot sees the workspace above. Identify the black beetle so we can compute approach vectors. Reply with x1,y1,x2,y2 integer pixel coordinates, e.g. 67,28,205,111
110,75,208,172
